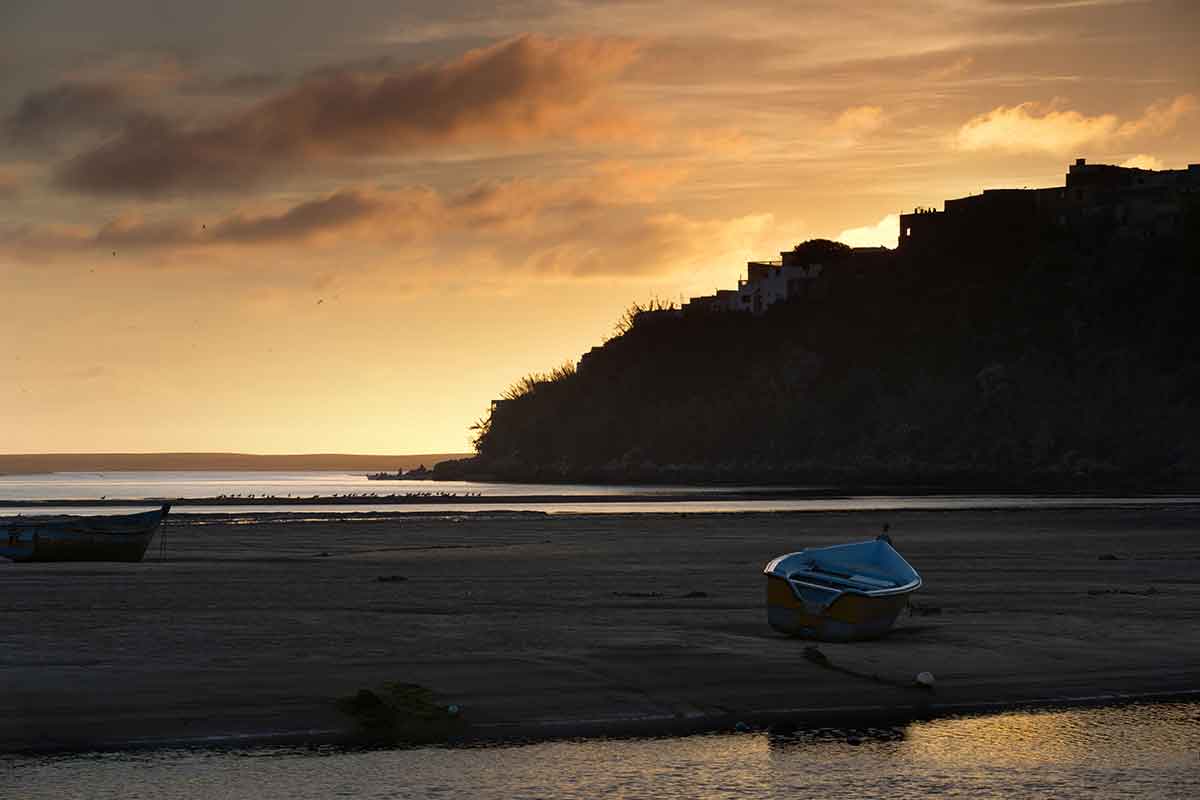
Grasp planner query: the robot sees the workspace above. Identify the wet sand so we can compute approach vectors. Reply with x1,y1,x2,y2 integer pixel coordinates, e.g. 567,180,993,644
3,507,1198,751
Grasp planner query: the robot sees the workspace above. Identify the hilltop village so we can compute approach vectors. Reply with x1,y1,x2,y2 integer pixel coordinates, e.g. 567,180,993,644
448,159,1200,487
665,158,1197,319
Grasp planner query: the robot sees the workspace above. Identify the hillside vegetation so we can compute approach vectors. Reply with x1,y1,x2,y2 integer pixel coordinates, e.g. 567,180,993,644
439,202,1200,487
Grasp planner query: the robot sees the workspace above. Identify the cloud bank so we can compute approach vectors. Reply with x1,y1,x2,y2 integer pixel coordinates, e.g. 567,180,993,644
3,163,767,278
48,35,642,197
5,82,140,146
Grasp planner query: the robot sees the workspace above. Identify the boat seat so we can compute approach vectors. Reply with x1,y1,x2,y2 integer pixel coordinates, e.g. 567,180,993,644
787,568,898,591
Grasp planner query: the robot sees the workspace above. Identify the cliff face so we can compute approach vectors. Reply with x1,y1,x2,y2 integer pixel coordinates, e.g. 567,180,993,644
443,197,1200,487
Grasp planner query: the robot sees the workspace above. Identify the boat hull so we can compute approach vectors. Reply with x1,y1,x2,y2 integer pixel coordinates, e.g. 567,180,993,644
765,574,912,641
763,537,921,641
0,505,170,563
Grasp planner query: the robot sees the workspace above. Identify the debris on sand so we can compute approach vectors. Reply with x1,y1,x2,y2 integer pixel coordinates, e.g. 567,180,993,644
681,590,709,599
1087,587,1160,596
376,575,408,583
803,645,831,667
337,681,464,744
915,671,936,689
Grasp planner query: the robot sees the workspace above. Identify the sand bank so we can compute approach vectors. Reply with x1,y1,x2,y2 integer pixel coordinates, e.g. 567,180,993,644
3,507,1198,751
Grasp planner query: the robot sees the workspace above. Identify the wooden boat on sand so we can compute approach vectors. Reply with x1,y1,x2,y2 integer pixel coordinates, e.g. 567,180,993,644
1,504,170,563
763,535,921,640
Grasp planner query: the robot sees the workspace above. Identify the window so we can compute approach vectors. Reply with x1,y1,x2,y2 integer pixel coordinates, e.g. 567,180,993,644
905,227,912,237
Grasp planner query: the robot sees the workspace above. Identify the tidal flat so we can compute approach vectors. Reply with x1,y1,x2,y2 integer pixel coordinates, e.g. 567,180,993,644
3,507,1198,751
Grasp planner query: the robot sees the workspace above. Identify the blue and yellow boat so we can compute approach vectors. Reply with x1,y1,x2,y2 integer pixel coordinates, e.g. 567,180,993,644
1,504,170,563
764,535,921,640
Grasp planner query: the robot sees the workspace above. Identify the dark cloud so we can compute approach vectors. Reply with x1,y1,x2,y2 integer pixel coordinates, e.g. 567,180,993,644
7,164,698,275
58,113,268,195
181,72,286,95
5,82,137,146
217,72,283,93
54,34,642,197
84,188,426,248
212,190,397,242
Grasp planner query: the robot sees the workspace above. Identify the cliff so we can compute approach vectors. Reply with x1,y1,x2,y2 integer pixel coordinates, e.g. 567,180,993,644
440,172,1200,488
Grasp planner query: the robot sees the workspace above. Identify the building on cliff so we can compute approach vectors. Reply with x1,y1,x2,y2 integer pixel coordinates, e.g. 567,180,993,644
677,159,1196,321
899,158,1199,251
683,246,887,317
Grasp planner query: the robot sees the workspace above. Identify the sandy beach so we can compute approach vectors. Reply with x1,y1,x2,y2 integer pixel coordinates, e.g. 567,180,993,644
3,506,1198,752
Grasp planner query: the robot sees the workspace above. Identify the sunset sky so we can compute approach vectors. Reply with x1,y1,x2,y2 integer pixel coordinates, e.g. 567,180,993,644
2,0,1197,454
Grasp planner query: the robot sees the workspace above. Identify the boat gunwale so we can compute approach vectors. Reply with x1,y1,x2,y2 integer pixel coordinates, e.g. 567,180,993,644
763,540,922,598
0,504,170,528
0,504,170,563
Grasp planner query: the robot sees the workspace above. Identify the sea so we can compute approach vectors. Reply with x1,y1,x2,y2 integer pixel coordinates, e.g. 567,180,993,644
4,702,1198,799
3,470,1200,515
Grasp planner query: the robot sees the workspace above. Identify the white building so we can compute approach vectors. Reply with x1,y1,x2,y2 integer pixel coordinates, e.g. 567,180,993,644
738,259,825,314
685,254,827,316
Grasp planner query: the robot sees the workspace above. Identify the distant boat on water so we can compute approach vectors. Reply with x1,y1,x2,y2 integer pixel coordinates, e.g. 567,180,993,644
0,504,170,563
763,535,921,640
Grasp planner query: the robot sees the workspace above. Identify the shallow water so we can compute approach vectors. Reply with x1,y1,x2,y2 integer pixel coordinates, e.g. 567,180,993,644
4,703,1198,799
0,471,752,502
3,470,1200,516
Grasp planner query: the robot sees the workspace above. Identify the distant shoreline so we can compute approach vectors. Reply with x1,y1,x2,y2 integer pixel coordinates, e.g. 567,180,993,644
1,488,830,508
4,489,1200,510
0,452,471,474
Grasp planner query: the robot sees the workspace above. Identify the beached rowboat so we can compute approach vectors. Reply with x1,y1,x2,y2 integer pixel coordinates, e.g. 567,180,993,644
0,504,170,563
763,535,921,640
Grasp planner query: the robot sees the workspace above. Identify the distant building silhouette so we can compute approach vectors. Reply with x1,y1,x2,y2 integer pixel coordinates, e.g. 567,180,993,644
682,244,885,317
673,159,1197,320
900,158,1199,250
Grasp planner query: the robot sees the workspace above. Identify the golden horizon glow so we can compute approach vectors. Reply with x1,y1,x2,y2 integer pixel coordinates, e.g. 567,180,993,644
2,1,1197,452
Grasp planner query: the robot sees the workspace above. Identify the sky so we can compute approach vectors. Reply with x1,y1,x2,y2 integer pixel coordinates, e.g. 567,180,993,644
2,0,1197,454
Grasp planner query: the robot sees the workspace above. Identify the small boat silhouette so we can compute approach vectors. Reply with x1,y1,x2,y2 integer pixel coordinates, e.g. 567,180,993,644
1,504,171,563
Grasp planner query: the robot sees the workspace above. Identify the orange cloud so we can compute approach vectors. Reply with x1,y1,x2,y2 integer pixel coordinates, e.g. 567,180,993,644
3,163,707,276
51,35,644,196
954,94,1196,154
90,188,444,248
531,211,776,277
1115,95,1197,138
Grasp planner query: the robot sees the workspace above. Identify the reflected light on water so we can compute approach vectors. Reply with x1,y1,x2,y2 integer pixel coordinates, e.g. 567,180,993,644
4,703,1198,800
901,705,1168,769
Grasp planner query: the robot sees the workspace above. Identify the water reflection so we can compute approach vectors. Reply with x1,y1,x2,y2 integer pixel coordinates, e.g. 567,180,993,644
4,703,1198,800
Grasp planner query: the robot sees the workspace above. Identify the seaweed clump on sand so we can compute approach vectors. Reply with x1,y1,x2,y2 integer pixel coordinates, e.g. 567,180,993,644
337,681,464,744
